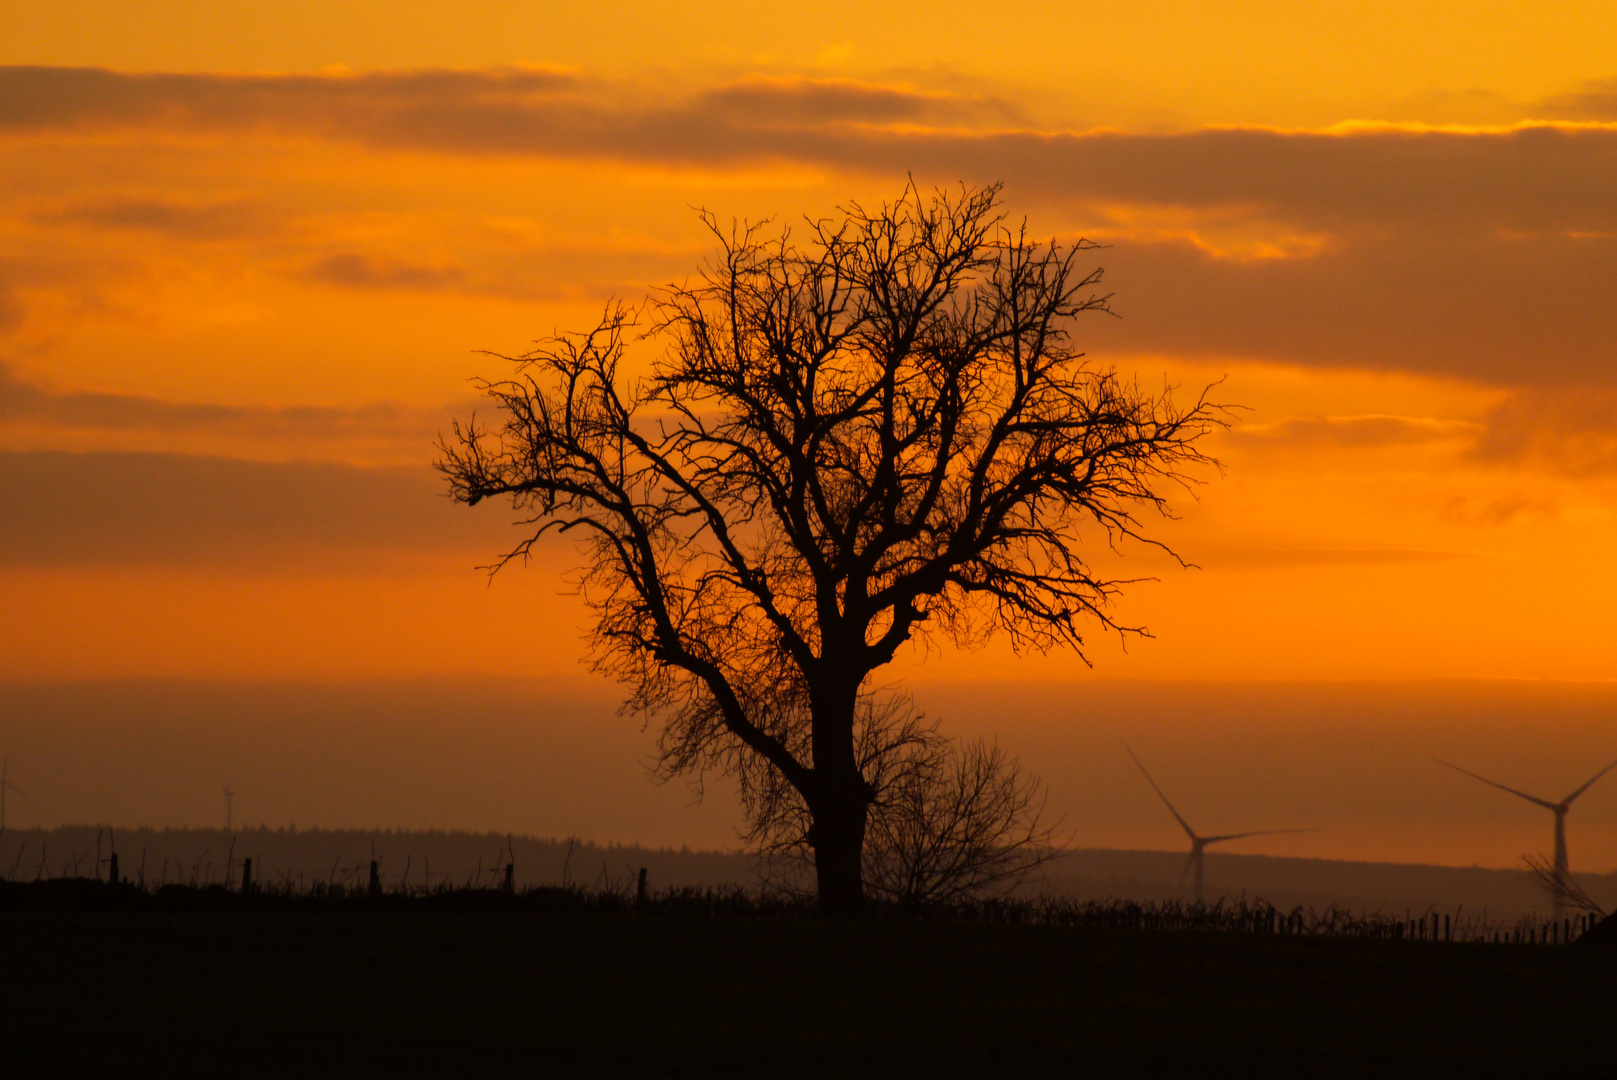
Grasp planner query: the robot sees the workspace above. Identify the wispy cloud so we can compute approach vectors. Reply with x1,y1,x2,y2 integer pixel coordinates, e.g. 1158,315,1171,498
0,363,459,466
299,252,468,291
693,76,1024,127
1229,414,1480,450
0,270,21,332
6,67,1616,232
29,196,273,240
0,448,520,568
1470,388,1617,476
0,65,583,136
1539,79,1617,121
6,67,1617,391
1082,226,1617,387
1196,547,1470,570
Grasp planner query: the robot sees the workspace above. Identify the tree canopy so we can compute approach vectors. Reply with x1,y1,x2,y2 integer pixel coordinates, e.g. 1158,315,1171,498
438,182,1224,911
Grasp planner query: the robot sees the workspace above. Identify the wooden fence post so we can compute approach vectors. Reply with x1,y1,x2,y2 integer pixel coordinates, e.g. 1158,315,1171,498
636,867,648,911
242,857,252,893
108,852,119,886
368,859,381,899
503,863,515,894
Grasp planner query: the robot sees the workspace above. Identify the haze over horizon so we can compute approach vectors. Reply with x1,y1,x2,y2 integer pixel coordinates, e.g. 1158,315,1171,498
5,3,1617,876
5,675,1617,874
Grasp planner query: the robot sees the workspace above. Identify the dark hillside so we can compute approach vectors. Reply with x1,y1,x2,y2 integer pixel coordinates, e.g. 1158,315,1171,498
1043,848,1617,921
8,828,1610,921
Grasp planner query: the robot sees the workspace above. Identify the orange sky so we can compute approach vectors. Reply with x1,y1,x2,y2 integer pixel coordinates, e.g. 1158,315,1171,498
4,3,1617,863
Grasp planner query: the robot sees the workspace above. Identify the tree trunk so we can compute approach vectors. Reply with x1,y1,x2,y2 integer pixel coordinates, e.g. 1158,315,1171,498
812,793,868,915
808,668,869,915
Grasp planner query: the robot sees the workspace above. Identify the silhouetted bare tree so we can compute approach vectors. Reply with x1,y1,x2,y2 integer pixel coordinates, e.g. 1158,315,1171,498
744,691,1057,908
437,182,1223,912
866,731,1054,908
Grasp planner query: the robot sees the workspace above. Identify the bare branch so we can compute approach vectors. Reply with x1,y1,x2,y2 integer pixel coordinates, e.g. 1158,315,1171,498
437,182,1225,911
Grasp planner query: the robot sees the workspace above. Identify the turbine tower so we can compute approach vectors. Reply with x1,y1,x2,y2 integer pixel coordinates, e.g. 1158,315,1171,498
1125,744,1310,904
1435,756,1617,915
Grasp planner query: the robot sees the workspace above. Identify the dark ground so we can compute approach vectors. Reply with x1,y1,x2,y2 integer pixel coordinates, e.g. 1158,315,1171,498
4,904,1614,1078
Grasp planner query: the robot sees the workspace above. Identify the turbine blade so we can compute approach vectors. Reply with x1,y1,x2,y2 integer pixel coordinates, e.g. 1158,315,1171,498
1434,758,1558,811
1563,757,1617,805
1200,828,1317,846
1124,743,1197,841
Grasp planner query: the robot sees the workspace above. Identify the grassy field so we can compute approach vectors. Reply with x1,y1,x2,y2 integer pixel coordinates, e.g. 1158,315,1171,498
3,900,1614,1078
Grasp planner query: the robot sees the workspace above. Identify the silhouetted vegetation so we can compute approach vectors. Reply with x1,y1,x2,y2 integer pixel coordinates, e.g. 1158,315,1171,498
438,183,1224,910
747,691,1058,907
4,863,1609,949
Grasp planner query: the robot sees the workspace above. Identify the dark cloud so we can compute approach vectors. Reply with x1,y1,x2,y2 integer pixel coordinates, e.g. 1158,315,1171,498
1539,79,1617,121
0,448,524,567
6,68,1617,388
0,363,449,448
0,369,539,566
1436,491,1555,526
0,65,581,133
903,125,1617,235
6,68,1616,234
300,252,467,290
31,196,271,239
1082,227,1617,386
0,271,21,332
1469,389,1617,476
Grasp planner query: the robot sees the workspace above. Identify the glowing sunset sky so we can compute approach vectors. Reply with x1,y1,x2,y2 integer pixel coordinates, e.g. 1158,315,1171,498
4,2,1617,864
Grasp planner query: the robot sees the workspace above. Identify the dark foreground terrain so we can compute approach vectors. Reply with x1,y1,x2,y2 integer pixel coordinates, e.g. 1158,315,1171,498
4,899,1614,1078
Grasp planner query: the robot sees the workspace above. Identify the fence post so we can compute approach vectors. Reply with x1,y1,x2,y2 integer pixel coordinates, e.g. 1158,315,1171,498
242,857,252,893
368,859,381,899
502,863,515,894
636,867,648,911
108,852,119,886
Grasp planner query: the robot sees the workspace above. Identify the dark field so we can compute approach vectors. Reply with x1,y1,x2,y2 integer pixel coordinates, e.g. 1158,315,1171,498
4,902,1615,1078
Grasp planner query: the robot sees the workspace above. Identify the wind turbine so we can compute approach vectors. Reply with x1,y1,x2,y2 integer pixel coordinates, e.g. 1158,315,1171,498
1125,744,1312,904
1435,756,1617,915
1,755,21,831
